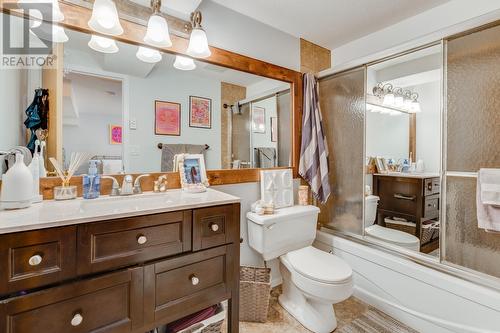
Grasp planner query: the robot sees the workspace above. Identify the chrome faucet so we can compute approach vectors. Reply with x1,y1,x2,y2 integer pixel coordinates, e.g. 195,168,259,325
133,174,150,194
102,174,150,196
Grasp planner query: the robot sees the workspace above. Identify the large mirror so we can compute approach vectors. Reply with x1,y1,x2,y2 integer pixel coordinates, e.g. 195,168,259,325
364,45,442,256
0,13,293,179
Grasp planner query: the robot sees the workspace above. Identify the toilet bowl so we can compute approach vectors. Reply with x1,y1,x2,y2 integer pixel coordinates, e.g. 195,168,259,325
365,195,420,251
247,206,353,333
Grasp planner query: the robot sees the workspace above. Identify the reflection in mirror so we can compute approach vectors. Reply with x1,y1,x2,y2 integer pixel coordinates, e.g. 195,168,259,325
364,45,442,256
0,14,292,180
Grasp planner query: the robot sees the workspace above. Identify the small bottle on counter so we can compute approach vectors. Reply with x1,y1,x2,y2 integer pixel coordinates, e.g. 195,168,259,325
82,161,101,199
298,185,309,205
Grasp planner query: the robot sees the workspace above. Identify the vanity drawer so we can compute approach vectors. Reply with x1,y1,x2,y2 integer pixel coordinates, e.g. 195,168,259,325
0,227,76,295
193,205,237,251
144,245,233,325
424,194,440,219
375,177,420,215
0,267,143,333
77,211,192,275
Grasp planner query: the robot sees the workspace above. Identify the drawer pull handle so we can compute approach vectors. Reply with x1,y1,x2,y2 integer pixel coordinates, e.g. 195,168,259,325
394,194,416,201
137,235,148,245
28,254,43,266
210,223,219,232
190,275,200,286
71,313,83,327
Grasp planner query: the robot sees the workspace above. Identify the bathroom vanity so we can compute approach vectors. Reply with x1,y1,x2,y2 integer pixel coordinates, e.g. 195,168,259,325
0,189,241,333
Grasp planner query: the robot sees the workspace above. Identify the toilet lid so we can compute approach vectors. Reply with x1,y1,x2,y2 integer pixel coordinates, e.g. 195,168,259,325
285,246,352,284
365,225,420,245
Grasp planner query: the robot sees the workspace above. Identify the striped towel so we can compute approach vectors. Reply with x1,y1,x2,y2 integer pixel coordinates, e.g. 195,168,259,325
299,73,331,204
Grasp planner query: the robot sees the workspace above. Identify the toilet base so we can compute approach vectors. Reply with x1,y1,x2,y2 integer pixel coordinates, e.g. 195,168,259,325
279,273,337,333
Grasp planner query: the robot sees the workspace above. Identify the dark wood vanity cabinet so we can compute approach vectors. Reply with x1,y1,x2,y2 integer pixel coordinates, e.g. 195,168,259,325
373,175,440,251
0,203,241,333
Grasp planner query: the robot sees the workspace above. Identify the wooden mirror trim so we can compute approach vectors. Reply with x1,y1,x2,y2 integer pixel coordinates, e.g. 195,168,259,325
1,2,303,197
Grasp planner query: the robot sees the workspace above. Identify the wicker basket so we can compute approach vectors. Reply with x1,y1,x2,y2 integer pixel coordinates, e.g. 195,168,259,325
239,266,271,323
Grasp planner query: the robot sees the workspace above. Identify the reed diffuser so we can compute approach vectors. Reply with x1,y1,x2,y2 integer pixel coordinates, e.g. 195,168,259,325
49,152,91,200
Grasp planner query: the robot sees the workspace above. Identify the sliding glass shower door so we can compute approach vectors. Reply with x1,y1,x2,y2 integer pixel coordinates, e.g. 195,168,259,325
318,67,366,235
443,23,500,278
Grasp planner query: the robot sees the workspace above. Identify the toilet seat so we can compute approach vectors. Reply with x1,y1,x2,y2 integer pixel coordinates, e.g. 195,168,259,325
284,246,352,284
365,225,420,249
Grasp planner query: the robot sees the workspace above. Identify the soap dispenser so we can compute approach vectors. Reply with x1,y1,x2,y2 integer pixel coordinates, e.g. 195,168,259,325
0,153,34,209
83,160,101,199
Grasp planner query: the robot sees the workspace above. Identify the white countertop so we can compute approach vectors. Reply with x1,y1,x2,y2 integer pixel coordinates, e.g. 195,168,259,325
374,172,440,179
0,188,240,234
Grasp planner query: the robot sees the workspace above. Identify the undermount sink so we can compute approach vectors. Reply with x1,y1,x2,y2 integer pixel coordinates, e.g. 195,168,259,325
78,192,175,213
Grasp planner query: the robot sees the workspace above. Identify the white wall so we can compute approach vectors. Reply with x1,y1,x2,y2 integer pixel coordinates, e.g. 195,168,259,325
323,0,500,73
366,112,409,161
413,81,441,173
128,67,222,173
199,0,300,71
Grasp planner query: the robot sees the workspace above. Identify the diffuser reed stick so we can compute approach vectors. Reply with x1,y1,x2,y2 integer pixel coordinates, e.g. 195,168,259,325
49,152,91,186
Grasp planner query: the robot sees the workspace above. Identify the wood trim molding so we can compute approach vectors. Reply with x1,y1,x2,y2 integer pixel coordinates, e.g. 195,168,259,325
1,2,303,194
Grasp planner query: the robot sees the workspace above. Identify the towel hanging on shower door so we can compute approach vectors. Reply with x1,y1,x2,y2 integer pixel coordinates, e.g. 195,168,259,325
299,73,331,204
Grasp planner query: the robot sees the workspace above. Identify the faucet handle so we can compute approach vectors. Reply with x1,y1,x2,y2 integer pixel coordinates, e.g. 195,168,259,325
133,174,150,194
102,176,120,196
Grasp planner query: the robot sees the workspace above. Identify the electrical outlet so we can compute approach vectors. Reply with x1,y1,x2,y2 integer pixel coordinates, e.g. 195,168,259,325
129,118,137,130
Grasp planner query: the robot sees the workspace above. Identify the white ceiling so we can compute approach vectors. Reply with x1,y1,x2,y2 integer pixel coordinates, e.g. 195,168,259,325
210,0,450,49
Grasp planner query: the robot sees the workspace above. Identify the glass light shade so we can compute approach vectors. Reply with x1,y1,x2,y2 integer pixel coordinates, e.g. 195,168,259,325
19,0,64,22
88,0,123,36
186,28,211,58
383,93,395,106
410,101,421,113
173,55,196,70
403,98,412,110
136,46,162,63
394,95,404,107
88,35,118,53
28,9,43,28
144,15,172,48
390,110,401,116
379,107,391,114
51,24,68,43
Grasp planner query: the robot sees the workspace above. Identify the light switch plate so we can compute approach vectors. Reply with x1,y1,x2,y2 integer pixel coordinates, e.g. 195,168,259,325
260,169,293,208
129,119,137,130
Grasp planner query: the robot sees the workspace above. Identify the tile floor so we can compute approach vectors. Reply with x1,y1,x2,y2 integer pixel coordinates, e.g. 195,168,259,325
235,288,373,333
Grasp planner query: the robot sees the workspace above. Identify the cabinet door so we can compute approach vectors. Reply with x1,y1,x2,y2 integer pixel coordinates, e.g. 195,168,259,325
193,205,238,251
0,226,76,295
78,211,192,274
144,245,234,326
0,267,143,333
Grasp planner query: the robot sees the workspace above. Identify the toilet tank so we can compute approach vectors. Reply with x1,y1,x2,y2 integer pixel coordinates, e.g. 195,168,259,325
247,205,320,261
365,195,379,228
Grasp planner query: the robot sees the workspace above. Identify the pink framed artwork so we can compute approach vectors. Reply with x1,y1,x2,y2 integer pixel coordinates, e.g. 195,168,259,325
189,96,212,129
109,125,122,144
155,100,181,136
252,106,266,133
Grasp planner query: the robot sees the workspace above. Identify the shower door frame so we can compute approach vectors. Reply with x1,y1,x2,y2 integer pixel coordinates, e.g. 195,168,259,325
319,20,500,293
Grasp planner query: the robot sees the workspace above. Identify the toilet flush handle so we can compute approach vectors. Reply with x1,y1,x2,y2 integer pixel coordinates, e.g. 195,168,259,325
266,223,276,230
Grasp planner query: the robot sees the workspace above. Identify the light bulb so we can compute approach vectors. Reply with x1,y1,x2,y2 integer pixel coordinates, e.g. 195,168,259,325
394,95,404,107
88,0,123,36
383,93,395,106
173,55,196,70
88,35,119,53
136,46,162,63
144,15,172,48
187,28,211,58
410,101,421,113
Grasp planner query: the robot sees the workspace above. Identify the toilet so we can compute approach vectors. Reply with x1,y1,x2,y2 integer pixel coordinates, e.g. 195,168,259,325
247,206,353,333
365,195,420,251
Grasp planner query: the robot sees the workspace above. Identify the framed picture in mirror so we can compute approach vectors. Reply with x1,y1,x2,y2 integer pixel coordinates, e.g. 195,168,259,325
189,96,212,129
375,157,388,173
155,100,181,136
109,125,122,145
252,106,266,133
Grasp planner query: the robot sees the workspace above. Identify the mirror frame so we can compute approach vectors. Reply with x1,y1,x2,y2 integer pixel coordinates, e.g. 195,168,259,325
1,1,303,198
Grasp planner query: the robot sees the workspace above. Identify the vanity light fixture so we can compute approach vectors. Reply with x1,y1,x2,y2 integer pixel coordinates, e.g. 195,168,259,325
88,35,119,53
173,55,196,70
88,0,123,36
144,0,172,48
186,11,211,58
136,46,162,63
373,82,421,114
